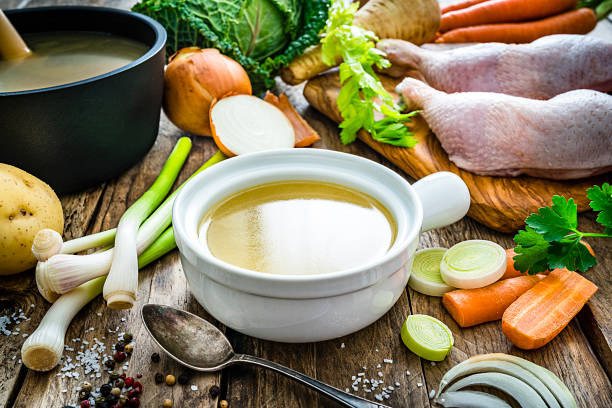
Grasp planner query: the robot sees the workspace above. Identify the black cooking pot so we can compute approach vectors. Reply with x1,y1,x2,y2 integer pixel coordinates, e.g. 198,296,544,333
0,7,166,194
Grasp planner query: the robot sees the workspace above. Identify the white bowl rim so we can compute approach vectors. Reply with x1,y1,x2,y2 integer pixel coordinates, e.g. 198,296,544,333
172,149,423,285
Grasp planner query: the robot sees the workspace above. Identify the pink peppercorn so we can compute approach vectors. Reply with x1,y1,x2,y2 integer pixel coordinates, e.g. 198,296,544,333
128,397,140,407
80,401,90,408
125,377,134,388
136,373,142,378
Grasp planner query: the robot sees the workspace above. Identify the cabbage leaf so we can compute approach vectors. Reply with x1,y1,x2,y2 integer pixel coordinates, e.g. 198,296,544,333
133,0,329,90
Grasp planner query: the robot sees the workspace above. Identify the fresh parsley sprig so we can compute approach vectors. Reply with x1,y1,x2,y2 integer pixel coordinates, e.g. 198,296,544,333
320,1,418,147
513,183,612,274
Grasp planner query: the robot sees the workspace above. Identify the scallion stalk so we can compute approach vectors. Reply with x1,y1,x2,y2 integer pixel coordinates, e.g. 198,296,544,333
22,226,177,372
32,228,117,262
103,137,192,309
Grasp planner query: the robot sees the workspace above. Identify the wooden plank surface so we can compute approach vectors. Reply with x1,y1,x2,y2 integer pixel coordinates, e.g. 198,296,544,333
0,1,610,407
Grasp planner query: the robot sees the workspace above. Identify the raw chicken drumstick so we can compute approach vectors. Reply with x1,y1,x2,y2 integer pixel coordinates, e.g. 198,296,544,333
396,78,612,180
379,35,612,99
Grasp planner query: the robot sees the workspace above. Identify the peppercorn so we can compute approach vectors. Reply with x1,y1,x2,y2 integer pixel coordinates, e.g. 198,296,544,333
132,381,143,392
80,381,93,393
111,405,122,408
165,374,176,386
114,378,125,389
124,344,134,354
110,387,121,397
125,377,134,388
104,359,116,370
209,385,220,399
95,397,106,404
109,371,120,381
219,400,229,408
78,391,90,401
114,351,127,362
136,373,142,379
120,372,127,380
97,403,108,408
80,401,90,408
128,397,140,407
162,399,173,408
123,333,133,343
178,372,189,385
119,395,129,405
100,383,112,396
105,394,118,404
115,342,125,352
154,373,164,384
151,352,160,363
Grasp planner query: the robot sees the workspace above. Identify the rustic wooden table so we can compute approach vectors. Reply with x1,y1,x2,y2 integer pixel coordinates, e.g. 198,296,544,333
1,0,611,407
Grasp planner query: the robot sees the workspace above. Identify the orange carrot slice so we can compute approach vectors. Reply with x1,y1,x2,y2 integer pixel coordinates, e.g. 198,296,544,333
442,275,546,327
264,92,321,147
502,268,598,349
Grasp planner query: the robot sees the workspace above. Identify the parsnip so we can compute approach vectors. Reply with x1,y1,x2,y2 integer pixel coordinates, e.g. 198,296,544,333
281,0,440,85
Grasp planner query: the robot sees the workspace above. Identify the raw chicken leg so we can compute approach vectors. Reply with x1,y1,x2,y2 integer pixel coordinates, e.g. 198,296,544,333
396,78,612,180
379,35,612,99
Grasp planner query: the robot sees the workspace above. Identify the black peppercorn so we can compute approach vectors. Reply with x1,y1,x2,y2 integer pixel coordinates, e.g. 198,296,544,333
109,371,120,381
209,385,220,398
154,373,164,384
178,372,190,385
114,351,127,362
115,342,125,352
123,333,133,343
151,352,160,363
100,383,112,396
78,390,90,401
114,378,125,389
104,359,116,369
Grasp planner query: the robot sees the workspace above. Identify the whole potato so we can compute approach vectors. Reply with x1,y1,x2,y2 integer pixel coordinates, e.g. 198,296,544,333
0,164,64,275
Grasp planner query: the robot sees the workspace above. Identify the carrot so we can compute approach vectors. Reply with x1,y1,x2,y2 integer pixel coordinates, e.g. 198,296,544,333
502,268,598,349
436,8,597,43
503,242,593,279
441,0,491,14
263,92,320,147
442,275,546,327
439,0,577,32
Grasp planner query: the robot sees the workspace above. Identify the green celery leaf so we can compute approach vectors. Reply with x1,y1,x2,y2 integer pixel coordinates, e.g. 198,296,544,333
547,240,597,272
513,227,551,274
587,183,612,231
525,195,577,241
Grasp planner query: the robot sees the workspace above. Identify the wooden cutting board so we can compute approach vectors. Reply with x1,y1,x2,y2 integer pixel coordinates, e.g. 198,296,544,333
303,72,610,233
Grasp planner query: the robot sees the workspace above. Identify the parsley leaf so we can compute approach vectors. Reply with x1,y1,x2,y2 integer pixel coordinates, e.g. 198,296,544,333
513,227,551,274
588,183,612,234
321,0,418,147
548,240,597,272
525,195,577,241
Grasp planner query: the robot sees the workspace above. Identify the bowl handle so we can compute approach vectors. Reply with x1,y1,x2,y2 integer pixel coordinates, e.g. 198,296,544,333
413,172,470,232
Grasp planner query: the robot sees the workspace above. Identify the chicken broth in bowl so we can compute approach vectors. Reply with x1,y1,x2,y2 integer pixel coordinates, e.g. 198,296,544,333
199,180,397,275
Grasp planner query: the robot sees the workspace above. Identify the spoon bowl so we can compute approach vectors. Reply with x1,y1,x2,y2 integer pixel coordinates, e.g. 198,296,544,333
141,304,392,408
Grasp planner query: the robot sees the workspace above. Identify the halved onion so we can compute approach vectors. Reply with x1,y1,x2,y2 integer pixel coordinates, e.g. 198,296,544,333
210,95,295,157
440,240,506,289
409,248,454,296
437,391,511,408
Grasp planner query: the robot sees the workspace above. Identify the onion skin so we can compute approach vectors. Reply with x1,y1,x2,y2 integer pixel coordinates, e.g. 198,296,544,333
163,48,252,137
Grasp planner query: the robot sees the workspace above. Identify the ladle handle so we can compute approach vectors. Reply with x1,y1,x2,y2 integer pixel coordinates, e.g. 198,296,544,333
234,354,392,408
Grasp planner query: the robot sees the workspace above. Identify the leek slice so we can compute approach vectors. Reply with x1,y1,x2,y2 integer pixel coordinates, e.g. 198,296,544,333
440,240,506,289
400,314,453,361
436,391,511,408
446,372,547,408
409,248,454,296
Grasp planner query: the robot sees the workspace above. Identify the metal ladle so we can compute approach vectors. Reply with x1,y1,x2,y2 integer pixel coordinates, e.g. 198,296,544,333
142,304,392,408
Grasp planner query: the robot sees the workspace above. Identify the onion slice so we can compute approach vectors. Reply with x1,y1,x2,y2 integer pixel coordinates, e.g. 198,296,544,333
440,240,506,289
409,248,454,296
446,372,548,408
436,391,512,408
210,95,295,157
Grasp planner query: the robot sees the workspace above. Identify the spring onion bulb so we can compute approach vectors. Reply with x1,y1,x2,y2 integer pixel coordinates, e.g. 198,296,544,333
22,227,177,372
440,240,506,289
32,228,117,262
436,391,511,408
104,137,192,309
409,248,454,296
36,151,227,296
400,314,453,361
445,372,548,408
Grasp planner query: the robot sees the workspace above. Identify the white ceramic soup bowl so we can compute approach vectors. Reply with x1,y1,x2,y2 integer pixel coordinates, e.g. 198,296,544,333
173,149,470,342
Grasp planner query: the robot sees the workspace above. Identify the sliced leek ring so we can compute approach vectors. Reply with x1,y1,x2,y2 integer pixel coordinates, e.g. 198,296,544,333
436,391,512,408
446,372,548,408
409,248,454,296
440,240,506,289
400,314,453,361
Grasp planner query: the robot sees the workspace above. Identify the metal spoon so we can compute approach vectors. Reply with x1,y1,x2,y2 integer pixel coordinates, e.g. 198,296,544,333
142,304,392,408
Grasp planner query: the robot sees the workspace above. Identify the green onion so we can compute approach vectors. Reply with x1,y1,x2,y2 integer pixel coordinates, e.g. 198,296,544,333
22,227,178,372
102,137,192,309
32,228,117,262
439,240,506,289
409,248,454,297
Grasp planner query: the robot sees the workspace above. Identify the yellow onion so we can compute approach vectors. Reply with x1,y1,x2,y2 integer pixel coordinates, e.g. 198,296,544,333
163,47,252,137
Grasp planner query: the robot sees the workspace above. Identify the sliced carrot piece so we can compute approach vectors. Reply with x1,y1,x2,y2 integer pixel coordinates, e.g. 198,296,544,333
264,92,320,147
502,268,598,349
